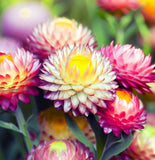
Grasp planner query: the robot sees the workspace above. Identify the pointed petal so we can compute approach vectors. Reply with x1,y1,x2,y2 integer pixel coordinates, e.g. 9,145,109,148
63,99,71,112
77,92,87,104
71,95,79,109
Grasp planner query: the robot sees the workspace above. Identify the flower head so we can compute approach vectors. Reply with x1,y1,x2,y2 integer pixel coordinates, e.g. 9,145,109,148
124,125,155,159
1,1,51,42
139,0,155,24
28,17,97,58
97,0,139,15
40,45,117,116
100,42,155,94
38,107,95,143
98,89,146,136
25,139,95,160
0,49,41,111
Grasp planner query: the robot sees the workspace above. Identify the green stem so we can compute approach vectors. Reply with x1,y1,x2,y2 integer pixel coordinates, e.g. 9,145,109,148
115,29,124,44
15,105,32,152
87,114,106,160
135,13,151,55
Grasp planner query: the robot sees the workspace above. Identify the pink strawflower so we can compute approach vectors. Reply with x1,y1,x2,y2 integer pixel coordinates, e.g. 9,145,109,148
0,49,41,111
38,107,95,143
39,45,117,116
97,0,139,14
124,125,155,160
97,89,146,136
0,37,21,53
1,1,51,43
100,42,155,94
24,140,95,160
28,17,97,59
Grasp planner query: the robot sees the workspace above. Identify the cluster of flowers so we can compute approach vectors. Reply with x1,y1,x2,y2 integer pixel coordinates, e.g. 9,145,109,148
0,0,155,159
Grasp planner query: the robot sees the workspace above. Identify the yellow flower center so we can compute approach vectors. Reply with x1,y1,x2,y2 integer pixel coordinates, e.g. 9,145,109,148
20,8,30,17
0,53,13,64
51,116,67,135
139,0,155,15
116,90,132,103
50,141,67,156
54,18,74,29
69,54,93,77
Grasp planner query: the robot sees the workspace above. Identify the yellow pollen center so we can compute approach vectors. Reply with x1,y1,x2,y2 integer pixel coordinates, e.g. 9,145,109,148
0,54,13,64
69,54,93,77
20,8,30,17
50,141,67,156
116,90,132,103
54,18,73,29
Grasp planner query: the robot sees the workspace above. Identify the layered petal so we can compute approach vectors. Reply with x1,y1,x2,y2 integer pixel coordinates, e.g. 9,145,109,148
24,139,95,160
97,89,146,136
28,17,97,59
100,42,155,94
38,107,95,144
40,45,118,116
0,49,41,111
124,125,155,160
97,0,139,14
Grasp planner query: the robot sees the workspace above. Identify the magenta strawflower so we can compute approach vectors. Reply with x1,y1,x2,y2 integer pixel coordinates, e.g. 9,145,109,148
28,17,97,59
24,140,95,160
97,0,139,14
97,89,146,136
39,45,117,116
100,42,155,94
0,49,41,111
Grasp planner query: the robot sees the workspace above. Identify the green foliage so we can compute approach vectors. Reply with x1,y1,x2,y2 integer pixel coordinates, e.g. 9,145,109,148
0,120,25,135
100,132,133,160
87,114,106,160
65,114,96,158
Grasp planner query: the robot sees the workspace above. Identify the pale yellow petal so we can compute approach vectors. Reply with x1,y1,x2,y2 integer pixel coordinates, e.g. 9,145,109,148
77,92,87,104
83,88,94,96
71,95,79,109
72,85,84,91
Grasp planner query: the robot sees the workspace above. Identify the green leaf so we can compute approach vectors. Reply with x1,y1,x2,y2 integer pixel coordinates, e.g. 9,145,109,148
87,113,106,160
0,120,25,135
100,132,133,160
65,114,96,158
135,13,151,55
26,114,40,145
120,13,133,29
97,9,118,36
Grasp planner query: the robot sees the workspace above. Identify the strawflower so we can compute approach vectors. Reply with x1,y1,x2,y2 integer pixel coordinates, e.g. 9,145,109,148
1,1,51,42
0,49,41,111
38,107,95,143
97,0,139,15
100,42,155,94
40,45,117,116
124,124,155,160
98,89,146,136
28,17,97,59
24,139,95,160
139,0,155,25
